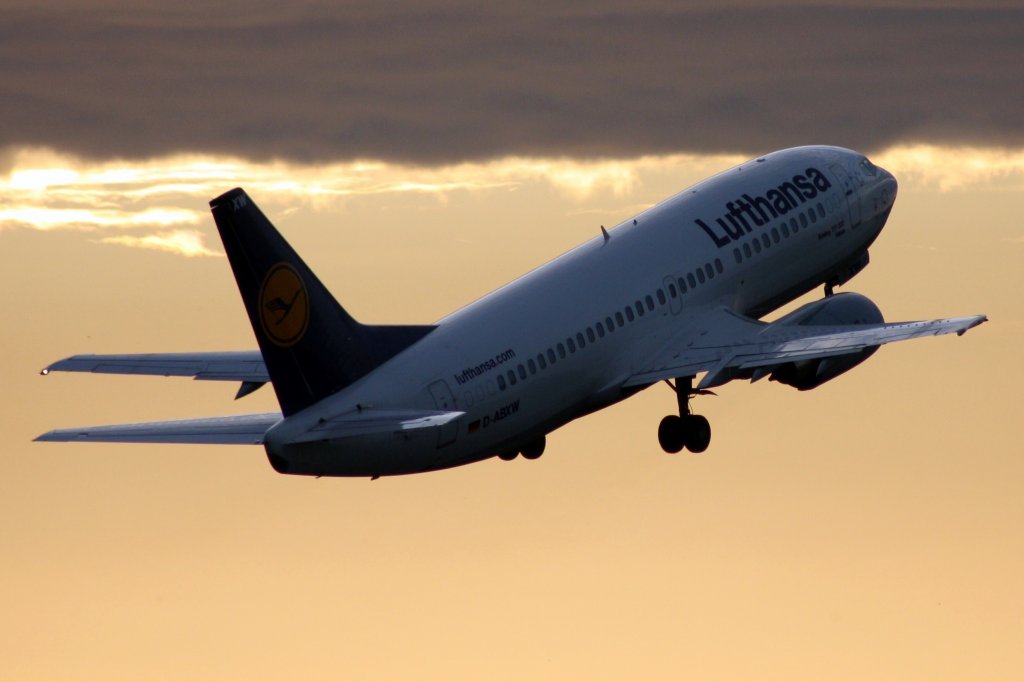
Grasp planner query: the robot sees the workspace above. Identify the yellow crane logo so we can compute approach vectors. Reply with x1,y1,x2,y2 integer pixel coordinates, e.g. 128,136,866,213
259,263,309,347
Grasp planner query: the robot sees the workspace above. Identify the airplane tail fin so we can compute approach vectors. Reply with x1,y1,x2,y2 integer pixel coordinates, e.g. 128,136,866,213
209,188,434,416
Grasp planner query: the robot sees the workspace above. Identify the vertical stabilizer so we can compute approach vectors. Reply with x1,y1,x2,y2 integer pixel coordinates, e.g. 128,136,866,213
209,189,433,415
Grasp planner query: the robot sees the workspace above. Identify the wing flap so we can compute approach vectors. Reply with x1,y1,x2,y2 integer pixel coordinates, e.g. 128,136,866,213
35,412,280,444
624,308,987,388
42,352,269,382
733,316,987,371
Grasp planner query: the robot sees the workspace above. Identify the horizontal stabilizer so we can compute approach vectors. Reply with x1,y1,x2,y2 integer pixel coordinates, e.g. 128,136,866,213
42,352,269,382
294,408,465,443
35,413,281,445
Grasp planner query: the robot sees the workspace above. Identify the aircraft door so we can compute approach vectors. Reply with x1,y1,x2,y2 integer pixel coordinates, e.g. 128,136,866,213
829,163,862,229
664,276,683,315
427,380,459,447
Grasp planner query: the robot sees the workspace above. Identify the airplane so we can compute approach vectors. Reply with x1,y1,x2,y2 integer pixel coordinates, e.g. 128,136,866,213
35,146,987,478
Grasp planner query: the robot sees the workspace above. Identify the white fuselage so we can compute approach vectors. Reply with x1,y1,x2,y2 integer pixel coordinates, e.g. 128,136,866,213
264,146,897,476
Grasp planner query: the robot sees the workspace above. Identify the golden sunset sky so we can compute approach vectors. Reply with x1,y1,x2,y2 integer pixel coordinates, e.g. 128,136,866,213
3,2,1022,680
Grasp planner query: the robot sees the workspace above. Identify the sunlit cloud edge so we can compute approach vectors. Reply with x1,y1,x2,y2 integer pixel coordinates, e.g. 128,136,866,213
2,143,1023,257
100,229,220,258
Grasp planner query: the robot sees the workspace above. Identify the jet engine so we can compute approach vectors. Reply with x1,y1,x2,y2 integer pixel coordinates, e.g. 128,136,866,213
766,293,883,391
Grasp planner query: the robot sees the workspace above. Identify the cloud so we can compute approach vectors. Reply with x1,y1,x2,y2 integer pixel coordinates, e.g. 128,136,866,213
2,142,1022,255
0,145,736,254
876,145,1024,192
1,2,1022,165
100,229,220,257
0,205,199,231
0,146,701,216
0,144,741,207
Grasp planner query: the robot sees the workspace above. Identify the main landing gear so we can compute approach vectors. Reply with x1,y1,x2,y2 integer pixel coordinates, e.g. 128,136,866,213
658,377,712,454
498,435,546,461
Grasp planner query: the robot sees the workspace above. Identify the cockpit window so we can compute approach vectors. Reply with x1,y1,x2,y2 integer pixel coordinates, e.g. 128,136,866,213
859,157,878,176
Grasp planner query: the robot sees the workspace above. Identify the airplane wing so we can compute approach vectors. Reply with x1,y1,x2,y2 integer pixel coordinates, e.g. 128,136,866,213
41,352,269,382
34,409,464,445
625,307,987,390
34,413,282,444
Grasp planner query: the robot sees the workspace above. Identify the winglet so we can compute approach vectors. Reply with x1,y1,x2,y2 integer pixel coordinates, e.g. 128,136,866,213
957,314,987,336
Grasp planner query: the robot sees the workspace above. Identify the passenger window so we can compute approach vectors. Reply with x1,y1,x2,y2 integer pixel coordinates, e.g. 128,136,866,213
537,353,546,370
605,316,614,331
696,268,706,284
669,283,678,298
809,209,817,224
507,370,517,386
790,217,798,233
687,273,696,288
635,301,644,317
753,239,762,254
567,337,576,353
625,307,635,322
596,322,606,337
574,333,585,348
678,277,687,294
586,327,595,343
557,343,566,359
517,364,527,380
817,203,825,219
497,374,506,390
615,311,625,326
715,258,723,274
782,222,790,237
645,295,655,311
528,358,537,374
656,289,666,305
734,247,742,264
761,234,771,249
771,227,780,243
705,263,714,279
800,213,808,228
548,348,557,364
743,243,752,258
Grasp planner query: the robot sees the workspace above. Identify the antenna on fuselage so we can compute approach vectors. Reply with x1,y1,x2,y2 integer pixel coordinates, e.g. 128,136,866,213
600,225,610,242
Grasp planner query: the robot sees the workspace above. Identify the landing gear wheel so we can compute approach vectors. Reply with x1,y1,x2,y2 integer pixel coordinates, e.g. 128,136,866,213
684,415,711,453
521,436,546,460
498,451,518,461
658,415,685,454
660,376,714,455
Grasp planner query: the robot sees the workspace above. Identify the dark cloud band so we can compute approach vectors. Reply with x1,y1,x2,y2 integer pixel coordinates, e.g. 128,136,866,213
2,2,1021,164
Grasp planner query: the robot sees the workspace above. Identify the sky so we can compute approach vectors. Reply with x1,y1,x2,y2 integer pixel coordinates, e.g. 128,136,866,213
3,2,1022,680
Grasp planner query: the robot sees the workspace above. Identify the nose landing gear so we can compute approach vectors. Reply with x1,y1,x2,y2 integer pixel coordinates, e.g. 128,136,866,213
658,377,712,454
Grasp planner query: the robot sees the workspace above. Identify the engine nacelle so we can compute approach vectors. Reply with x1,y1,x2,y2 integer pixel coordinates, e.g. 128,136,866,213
767,293,883,391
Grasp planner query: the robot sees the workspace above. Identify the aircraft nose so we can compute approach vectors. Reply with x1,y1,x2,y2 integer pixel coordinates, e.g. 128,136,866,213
881,165,897,191
876,166,898,207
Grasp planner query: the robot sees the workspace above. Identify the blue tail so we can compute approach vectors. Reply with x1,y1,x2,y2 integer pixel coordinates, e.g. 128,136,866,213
210,188,434,416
